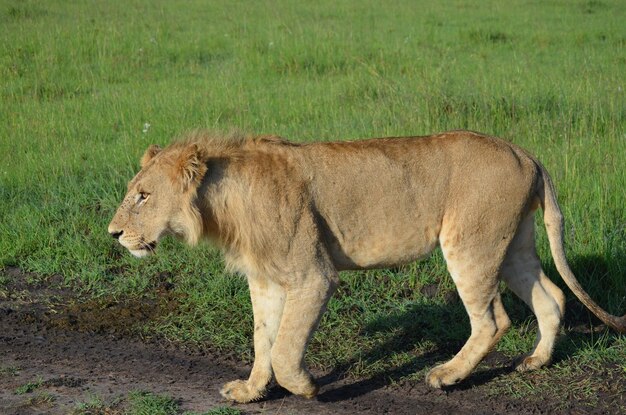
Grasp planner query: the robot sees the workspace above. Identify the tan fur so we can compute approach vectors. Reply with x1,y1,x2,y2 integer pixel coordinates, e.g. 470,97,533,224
108,130,626,403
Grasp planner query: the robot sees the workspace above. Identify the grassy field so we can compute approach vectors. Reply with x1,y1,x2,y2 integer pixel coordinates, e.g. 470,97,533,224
73,391,241,415
1,0,625,402
70,391,241,415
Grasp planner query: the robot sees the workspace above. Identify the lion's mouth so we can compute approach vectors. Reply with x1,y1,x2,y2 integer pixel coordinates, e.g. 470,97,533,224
128,241,157,258
145,241,157,251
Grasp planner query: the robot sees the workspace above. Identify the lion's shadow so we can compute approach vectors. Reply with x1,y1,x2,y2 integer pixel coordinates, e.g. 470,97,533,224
315,301,506,403
264,253,625,403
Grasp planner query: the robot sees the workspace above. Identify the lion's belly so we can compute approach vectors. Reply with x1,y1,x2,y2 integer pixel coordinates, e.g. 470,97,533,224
327,222,441,271
306,139,449,271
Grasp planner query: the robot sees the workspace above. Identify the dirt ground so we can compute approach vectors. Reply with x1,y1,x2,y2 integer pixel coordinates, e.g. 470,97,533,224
0,268,622,415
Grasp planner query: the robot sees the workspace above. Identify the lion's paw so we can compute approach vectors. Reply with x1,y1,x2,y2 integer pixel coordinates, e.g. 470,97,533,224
300,382,320,399
426,364,464,388
515,355,549,372
275,377,319,399
220,379,265,403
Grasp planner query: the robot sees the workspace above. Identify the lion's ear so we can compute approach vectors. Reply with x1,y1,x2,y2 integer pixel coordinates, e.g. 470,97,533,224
140,144,162,168
176,143,207,191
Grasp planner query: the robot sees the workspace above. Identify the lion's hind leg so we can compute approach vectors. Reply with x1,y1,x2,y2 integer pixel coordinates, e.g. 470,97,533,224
500,214,565,372
426,279,511,388
428,238,512,388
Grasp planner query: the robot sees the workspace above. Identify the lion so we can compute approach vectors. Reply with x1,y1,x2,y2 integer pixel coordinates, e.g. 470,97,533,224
108,130,625,403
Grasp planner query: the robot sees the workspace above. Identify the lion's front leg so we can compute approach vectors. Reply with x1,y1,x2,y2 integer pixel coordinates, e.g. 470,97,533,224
269,272,338,399
220,276,285,403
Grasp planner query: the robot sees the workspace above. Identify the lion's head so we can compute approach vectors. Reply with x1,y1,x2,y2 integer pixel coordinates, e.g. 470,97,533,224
108,142,207,258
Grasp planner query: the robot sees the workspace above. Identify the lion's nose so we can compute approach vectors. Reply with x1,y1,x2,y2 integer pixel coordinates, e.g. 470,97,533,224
110,230,123,240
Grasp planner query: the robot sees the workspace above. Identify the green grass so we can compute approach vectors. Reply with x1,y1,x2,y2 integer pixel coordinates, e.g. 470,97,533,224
0,365,20,377
23,392,56,408
125,391,241,415
15,378,43,395
126,391,179,415
72,392,241,415
1,0,625,395
184,408,243,415
72,395,112,415
487,335,626,411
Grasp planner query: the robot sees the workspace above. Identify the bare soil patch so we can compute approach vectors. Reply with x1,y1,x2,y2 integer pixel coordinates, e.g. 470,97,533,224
0,268,623,414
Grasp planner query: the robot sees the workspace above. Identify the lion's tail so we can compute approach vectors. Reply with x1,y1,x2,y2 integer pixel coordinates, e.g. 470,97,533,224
537,162,626,333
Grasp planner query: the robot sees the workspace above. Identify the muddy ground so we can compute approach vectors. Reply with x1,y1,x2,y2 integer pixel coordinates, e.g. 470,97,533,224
0,268,623,414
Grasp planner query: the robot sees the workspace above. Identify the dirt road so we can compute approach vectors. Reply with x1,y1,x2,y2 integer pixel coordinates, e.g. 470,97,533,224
0,270,622,414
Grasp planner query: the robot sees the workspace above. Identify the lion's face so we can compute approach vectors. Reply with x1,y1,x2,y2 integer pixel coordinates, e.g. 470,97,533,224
108,143,206,258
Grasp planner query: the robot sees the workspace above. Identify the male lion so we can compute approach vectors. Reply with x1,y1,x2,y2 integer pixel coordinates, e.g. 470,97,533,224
108,130,625,403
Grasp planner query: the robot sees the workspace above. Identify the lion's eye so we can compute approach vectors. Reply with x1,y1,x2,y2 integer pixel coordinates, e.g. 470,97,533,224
135,192,150,204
